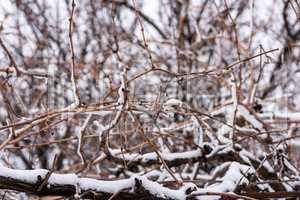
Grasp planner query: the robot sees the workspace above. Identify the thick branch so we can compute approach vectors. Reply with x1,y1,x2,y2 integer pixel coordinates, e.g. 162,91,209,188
0,165,196,200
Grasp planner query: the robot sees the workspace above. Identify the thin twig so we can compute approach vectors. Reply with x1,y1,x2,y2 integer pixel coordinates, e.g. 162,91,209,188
68,0,80,106
0,36,20,75
37,154,58,192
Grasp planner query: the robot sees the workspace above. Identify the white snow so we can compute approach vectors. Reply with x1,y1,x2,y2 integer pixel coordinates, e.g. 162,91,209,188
0,163,194,200
237,105,264,130
139,176,195,200
0,164,48,183
79,177,134,193
109,148,202,163
191,162,254,200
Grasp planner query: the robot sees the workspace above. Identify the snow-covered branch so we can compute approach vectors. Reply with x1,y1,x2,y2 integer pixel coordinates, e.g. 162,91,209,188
0,164,196,200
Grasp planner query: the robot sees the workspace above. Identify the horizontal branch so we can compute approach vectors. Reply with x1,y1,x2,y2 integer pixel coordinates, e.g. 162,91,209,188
0,162,291,200
0,164,196,200
242,191,300,199
106,145,285,192
107,145,275,177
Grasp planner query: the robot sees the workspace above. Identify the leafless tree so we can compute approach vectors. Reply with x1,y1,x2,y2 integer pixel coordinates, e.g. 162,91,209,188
0,0,300,199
